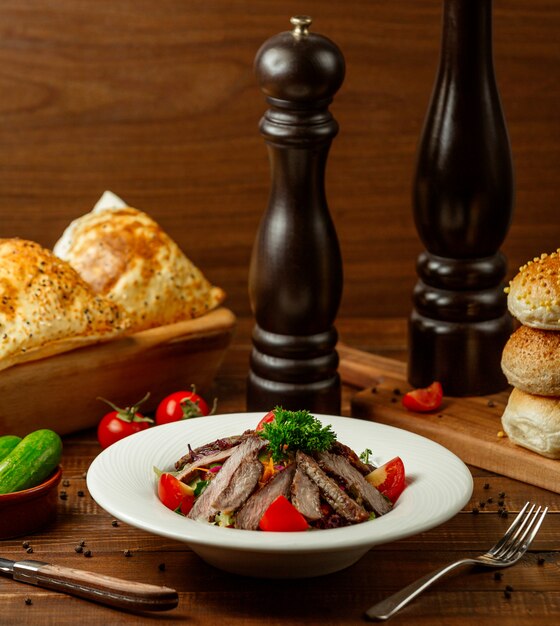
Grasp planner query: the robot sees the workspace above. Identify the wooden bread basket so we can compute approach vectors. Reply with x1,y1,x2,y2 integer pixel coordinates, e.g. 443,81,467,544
0,307,236,436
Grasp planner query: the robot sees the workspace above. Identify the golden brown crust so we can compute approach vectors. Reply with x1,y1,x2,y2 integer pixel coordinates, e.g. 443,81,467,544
501,388,560,459
506,249,560,328
54,206,225,332
0,239,130,371
501,325,560,396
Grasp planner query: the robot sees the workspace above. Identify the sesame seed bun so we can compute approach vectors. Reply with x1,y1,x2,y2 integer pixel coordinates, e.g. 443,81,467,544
501,326,560,396
506,249,560,329
501,388,560,459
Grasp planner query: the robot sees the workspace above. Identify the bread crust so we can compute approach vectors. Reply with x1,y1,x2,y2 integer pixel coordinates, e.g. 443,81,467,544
501,388,560,459
507,249,560,329
501,325,560,396
0,239,129,371
54,206,225,332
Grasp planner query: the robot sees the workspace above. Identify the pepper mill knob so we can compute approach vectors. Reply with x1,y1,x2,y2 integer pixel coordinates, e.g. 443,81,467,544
255,16,345,104
247,17,345,413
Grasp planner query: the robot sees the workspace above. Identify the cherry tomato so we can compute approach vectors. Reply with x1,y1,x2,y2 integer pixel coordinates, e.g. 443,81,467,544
157,473,195,515
259,495,309,532
155,387,213,425
402,381,443,413
255,410,275,432
97,393,153,449
365,456,406,503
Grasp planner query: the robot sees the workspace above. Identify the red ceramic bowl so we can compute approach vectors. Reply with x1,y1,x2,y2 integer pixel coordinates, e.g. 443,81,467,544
0,466,62,539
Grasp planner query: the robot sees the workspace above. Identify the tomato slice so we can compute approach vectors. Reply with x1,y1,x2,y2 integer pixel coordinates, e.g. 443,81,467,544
255,410,275,432
158,473,195,512
259,495,309,532
402,381,443,413
365,456,406,503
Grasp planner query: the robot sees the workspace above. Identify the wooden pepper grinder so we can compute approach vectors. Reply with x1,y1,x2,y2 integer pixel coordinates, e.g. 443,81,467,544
247,16,345,413
408,0,514,396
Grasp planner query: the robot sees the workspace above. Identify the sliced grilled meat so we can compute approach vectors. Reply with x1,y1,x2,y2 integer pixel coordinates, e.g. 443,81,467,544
235,464,296,530
188,435,267,522
296,451,369,524
331,440,374,474
316,451,392,516
174,432,254,470
212,459,263,514
291,467,322,521
175,447,236,483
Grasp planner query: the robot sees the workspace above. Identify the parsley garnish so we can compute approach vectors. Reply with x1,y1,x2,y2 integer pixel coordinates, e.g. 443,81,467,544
259,407,336,462
360,448,373,464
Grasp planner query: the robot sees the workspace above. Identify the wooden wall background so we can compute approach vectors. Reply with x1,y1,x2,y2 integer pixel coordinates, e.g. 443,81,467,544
0,0,558,319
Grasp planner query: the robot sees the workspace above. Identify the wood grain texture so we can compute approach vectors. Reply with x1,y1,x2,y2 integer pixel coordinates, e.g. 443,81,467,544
0,307,235,436
339,344,560,493
0,1,557,320
0,317,558,624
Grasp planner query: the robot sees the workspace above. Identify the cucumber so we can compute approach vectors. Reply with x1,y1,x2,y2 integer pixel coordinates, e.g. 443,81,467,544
0,435,22,462
0,429,62,495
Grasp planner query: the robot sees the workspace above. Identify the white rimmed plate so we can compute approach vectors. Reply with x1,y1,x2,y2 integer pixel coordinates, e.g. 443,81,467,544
87,413,473,578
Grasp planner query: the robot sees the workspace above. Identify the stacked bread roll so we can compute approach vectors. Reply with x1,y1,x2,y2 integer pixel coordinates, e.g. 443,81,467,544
500,249,560,459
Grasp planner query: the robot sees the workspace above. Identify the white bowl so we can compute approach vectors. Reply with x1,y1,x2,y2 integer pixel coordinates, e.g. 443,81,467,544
87,413,473,578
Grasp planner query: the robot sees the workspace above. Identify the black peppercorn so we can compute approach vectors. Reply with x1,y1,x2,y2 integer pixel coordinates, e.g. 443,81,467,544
493,571,503,581
111,520,119,527
26,547,33,554
22,541,29,549
24,597,32,606
483,483,490,490
84,550,92,557
74,545,83,553
158,563,166,571
124,549,132,557
471,507,479,514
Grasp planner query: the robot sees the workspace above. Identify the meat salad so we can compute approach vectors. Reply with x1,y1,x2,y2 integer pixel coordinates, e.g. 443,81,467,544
155,408,406,531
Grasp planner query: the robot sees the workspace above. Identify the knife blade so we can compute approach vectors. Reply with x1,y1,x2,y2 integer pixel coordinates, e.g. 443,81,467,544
0,557,178,611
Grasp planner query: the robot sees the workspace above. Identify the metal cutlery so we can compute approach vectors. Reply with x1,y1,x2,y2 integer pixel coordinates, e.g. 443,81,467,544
365,502,547,621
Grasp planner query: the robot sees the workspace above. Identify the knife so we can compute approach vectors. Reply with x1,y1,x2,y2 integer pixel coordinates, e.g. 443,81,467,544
0,557,178,611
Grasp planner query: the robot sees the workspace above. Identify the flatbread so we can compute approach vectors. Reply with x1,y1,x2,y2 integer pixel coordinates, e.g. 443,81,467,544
0,238,129,371
53,201,225,332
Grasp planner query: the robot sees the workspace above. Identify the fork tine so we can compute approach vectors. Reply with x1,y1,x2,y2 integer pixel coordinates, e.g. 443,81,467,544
497,505,540,560
500,506,548,561
489,502,531,555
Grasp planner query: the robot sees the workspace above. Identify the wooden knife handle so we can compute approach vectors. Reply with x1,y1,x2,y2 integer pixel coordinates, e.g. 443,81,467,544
13,560,178,612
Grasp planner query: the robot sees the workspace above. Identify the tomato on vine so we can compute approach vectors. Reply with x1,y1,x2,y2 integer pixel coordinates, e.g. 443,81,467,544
155,387,215,425
97,392,153,449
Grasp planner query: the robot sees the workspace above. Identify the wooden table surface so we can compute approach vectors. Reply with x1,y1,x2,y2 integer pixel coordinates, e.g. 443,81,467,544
1,318,558,625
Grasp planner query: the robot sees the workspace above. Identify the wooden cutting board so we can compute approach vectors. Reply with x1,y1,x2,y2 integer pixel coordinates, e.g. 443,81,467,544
337,343,560,494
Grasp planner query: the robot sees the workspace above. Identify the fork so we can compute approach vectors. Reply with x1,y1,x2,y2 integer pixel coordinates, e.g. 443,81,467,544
365,502,548,621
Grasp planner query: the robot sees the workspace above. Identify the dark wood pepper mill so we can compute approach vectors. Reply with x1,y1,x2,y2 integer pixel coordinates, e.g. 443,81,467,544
247,16,345,413
408,0,514,396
